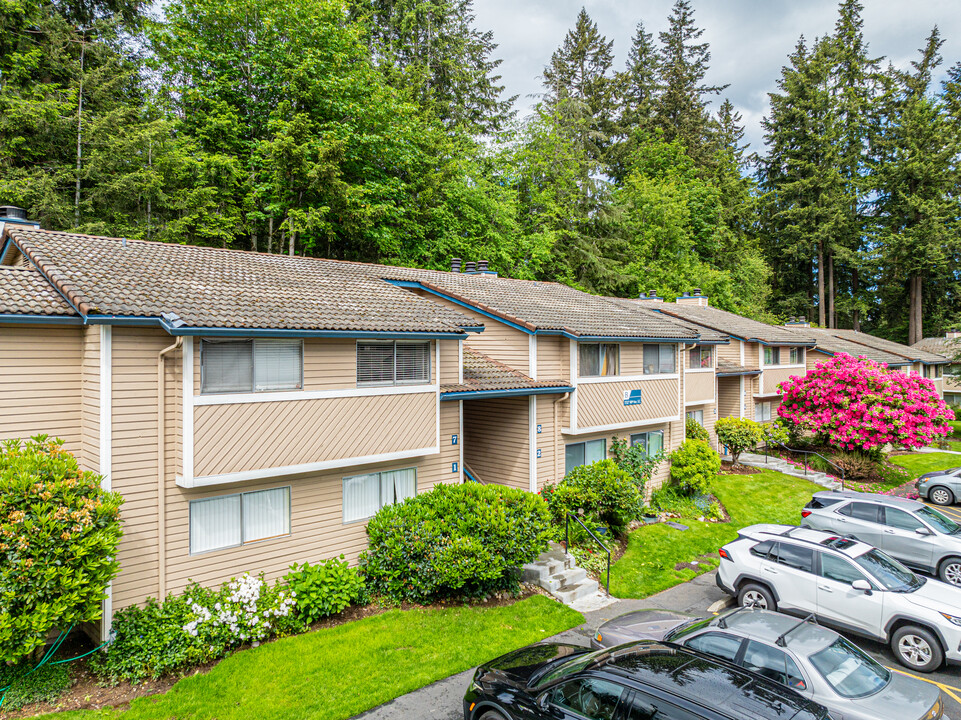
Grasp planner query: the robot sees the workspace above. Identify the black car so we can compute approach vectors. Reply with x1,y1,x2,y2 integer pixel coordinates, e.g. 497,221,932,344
463,639,832,720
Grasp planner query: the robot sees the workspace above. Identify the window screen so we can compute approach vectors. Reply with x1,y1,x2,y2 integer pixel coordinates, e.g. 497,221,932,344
790,347,803,365
254,339,303,391
690,346,714,369
343,468,417,522
357,341,430,386
579,344,619,377
202,340,253,393
687,409,704,425
630,430,663,457
395,342,431,383
190,487,291,554
755,402,772,422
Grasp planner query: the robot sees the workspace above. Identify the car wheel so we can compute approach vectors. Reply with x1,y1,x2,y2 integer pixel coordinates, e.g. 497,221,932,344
891,625,944,672
939,557,961,587
478,712,508,720
737,583,777,611
930,486,954,506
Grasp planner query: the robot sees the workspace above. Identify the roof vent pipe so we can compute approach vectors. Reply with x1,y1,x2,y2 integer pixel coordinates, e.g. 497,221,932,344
477,260,489,272
693,287,702,295
681,291,690,297
450,257,462,273
0,206,27,220
464,261,476,273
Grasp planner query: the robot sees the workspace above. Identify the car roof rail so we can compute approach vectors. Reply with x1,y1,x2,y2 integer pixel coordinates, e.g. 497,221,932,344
775,613,818,647
716,605,758,629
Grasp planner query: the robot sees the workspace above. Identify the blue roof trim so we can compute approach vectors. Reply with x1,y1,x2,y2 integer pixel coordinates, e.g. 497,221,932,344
440,385,574,401
0,313,83,325
167,325,469,340
384,279,533,335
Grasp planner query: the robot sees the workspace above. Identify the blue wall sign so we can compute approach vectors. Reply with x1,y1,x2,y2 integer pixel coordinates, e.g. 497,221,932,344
536,424,542,434
452,462,459,473
536,448,542,458
623,388,643,406
451,434,458,445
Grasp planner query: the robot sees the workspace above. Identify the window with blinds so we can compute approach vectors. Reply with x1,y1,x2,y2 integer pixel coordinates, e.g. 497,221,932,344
356,341,431,386
643,344,676,374
201,339,302,393
343,468,417,522
189,487,290,554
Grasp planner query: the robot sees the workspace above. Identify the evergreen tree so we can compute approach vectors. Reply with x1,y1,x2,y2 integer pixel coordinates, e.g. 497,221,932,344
609,21,659,182
348,0,513,135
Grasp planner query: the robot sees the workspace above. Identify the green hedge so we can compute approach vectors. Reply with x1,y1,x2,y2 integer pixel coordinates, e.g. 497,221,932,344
360,482,550,603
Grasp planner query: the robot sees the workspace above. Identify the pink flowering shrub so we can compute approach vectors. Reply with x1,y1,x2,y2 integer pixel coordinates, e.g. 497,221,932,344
778,353,952,451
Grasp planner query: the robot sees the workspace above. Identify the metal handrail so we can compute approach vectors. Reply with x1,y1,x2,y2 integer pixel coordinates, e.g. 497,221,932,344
565,512,611,595
762,441,845,490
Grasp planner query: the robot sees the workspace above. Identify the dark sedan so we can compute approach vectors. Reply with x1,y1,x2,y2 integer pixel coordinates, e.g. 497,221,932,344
463,639,832,720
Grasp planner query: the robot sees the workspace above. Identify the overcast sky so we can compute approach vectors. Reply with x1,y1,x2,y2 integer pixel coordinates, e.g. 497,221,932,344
473,0,961,152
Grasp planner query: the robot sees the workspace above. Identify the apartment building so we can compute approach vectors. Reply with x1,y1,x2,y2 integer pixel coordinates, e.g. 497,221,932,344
633,290,816,423
913,331,960,404
0,227,726,635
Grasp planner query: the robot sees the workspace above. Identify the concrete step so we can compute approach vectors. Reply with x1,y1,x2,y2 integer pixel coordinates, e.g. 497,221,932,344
521,541,612,608
542,567,587,593
553,577,600,604
733,453,842,490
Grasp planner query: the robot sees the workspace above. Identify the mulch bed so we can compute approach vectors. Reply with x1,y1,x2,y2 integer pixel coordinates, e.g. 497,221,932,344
1,589,542,718
720,462,763,475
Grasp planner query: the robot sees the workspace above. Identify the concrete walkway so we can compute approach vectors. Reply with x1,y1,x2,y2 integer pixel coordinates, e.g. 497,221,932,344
915,446,961,455
354,571,731,719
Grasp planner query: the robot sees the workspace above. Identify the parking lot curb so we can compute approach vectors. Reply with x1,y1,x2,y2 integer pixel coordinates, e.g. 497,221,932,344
707,597,735,613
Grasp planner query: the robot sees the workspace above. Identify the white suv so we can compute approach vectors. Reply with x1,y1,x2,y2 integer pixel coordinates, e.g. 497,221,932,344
717,523,961,672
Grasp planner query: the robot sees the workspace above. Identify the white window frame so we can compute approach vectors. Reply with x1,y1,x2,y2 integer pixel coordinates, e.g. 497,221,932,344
755,401,773,422
643,344,677,375
686,409,704,425
342,467,417,523
189,486,291,555
357,340,432,387
578,343,620,377
630,430,664,457
789,347,804,365
201,339,304,394
763,346,781,366
564,439,606,474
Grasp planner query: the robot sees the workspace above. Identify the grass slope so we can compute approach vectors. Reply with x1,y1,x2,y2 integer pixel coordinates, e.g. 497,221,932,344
609,471,819,599
890,452,961,477
36,596,582,720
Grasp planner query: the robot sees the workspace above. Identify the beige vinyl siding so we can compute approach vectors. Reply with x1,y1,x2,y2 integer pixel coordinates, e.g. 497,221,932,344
536,336,567,380
807,349,831,371
193,392,437,477
576,377,679,429
717,376,742,419
440,339,459,385
80,325,100,472
743,343,760,368
535,393,566,490
0,324,82,456
717,340,742,364
684,371,714,405
463,396,529,489
760,366,801,396
412,291,530,375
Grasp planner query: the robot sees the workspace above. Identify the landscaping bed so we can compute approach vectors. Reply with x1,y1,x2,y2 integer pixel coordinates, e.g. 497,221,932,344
608,469,820,599
10,595,582,720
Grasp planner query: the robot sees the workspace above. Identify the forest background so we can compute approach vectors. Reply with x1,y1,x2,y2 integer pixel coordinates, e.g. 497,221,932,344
2,0,959,344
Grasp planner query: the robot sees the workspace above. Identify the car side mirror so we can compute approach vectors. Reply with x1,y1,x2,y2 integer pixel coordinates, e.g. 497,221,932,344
916,527,933,536
852,579,872,594
536,693,550,711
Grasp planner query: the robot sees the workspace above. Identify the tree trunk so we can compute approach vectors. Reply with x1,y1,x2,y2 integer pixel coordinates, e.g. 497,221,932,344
74,40,85,229
909,274,924,344
251,232,257,252
817,240,826,327
289,215,295,256
267,216,273,253
851,267,860,331
827,252,835,328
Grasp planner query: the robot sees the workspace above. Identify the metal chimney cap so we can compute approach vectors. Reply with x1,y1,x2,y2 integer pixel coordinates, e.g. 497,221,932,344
464,261,477,273
477,260,489,272
693,287,702,295
450,257,462,272
0,206,27,220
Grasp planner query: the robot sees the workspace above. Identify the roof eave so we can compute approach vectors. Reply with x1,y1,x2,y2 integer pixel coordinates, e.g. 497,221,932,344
440,385,574,401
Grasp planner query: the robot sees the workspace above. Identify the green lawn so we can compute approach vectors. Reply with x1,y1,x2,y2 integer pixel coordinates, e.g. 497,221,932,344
890,452,961,477
609,471,819,599
33,596,582,720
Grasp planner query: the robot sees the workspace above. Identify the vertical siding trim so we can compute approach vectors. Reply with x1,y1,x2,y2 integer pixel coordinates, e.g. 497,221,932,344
739,376,745,418
569,340,578,430
458,340,463,385
182,336,194,484
529,395,537,492
529,336,537,380
435,341,441,449
458,399,464,483
99,325,112,642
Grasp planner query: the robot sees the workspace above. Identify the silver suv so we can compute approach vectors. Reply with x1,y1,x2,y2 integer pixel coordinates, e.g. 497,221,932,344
590,607,945,720
801,491,961,586
917,467,961,506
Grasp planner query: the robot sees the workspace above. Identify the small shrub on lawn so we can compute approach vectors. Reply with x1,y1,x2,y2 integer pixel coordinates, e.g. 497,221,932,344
361,482,550,604
0,660,71,711
716,417,763,465
762,419,791,448
685,417,709,442
669,440,721,496
285,556,365,624
91,573,301,682
542,459,644,534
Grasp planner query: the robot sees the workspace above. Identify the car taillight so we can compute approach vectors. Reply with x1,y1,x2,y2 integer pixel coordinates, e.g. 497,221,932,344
719,547,732,561
801,510,812,518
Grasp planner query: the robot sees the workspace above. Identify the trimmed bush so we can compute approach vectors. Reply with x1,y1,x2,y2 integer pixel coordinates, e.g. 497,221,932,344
609,436,662,495
685,417,709,442
669,439,721,496
90,573,301,682
285,556,365,624
0,436,123,664
542,459,644,534
716,417,764,466
360,482,550,604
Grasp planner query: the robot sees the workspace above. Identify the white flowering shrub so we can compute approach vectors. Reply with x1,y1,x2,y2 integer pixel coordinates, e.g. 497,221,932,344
91,572,303,682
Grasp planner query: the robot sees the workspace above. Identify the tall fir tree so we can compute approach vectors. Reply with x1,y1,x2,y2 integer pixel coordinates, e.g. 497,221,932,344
609,21,659,182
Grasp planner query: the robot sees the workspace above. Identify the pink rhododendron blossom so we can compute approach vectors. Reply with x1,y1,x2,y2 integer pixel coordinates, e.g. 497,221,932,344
777,353,951,450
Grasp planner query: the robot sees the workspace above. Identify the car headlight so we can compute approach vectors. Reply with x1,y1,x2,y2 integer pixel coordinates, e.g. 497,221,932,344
940,612,961,627
922,695,943,720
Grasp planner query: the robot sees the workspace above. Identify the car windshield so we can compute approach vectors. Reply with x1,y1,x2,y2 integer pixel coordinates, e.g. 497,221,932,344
809,637,890,698
915,505,961,534
853,549,924,592
664,616,713,642
532,647,607,689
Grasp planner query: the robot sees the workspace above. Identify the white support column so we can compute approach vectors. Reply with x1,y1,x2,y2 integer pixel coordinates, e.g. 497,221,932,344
739,375,745,419
458,339,463,385
99,325,112,642
459,399,464,484
569,339,578,431
529,395,537,492
435,341,441,454
529,335,537,380
182,336,194,485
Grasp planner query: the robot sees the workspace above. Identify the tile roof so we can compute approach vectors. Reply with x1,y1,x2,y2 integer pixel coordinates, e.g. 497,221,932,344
653,303,816,344
716,359,761,376
819,328,949,364
439,346,571,395
0,267,76,316
5,230,480,334
378,268,704,340
800,328,913,366
913,336,959,362
603,297,729,343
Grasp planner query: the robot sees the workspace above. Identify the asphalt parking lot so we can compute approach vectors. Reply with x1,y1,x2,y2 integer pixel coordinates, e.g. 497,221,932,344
355,569,961,719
